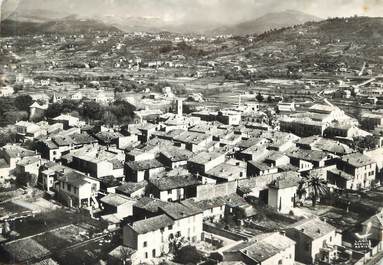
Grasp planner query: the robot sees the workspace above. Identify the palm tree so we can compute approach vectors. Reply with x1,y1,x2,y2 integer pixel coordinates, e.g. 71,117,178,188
297,172,329,207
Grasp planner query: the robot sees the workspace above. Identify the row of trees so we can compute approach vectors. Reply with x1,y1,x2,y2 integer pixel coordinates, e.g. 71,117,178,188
45,99,136,125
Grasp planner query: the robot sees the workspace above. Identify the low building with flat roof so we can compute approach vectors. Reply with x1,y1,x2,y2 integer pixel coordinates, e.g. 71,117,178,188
148,174,200,202
188,151,226,174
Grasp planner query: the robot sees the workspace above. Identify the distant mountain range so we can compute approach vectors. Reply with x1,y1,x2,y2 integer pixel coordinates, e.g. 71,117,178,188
1,15,121,36
1,9,321,36
6,8,68,23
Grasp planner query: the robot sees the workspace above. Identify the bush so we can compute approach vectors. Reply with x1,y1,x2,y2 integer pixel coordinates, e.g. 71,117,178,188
174,245,204,264
256,92,264,102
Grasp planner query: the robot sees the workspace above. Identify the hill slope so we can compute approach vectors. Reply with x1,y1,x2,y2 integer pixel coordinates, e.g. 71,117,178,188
213,16,383,78
214,10,321,35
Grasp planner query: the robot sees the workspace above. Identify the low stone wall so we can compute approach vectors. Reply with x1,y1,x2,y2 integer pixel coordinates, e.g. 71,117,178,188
203,222,248,241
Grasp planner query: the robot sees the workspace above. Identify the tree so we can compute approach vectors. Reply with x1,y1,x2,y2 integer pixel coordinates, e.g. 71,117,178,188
101,110,117,126
0,97,18,126
15,95,33,111
256,92,264,102
353,135,376,151
59,99,78,114
46,103,63,119
168,233,186,254
0,130,17,147
111,100,135,123
17,172,38,187
119,246,133,265
4,111,28,124
297,172,329,207
81,101,102,121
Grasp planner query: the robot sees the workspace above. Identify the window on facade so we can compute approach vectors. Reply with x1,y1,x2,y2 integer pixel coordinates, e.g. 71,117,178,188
152,249,156,258
176,231,181,237
143,241,147,247
145,252,148,259
168,225,173,230
330,236,332,242
278,259,283,265
168,190,172,195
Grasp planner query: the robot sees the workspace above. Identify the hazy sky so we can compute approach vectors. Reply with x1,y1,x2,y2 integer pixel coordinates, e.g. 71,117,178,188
2,0,383,24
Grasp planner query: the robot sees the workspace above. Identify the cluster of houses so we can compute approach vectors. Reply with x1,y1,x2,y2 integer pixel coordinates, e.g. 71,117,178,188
330,76,383,104
1,98,383,265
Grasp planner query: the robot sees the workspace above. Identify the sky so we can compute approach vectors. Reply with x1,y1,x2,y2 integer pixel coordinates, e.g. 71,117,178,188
1,0,383,24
